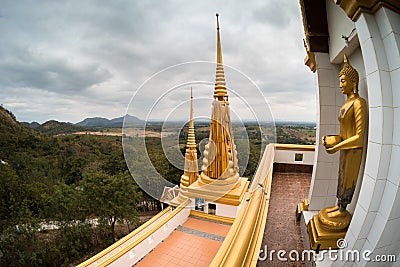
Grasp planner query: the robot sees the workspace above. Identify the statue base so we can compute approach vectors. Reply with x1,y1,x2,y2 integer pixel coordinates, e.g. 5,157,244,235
318,206,352,230
307,214,348,251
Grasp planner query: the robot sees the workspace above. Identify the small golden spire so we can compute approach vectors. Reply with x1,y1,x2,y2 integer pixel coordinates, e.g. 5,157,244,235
190,87,193,127
180,88,198,186
187,87,196,148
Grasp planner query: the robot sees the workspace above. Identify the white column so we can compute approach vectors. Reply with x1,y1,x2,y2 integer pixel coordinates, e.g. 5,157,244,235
308,53,343,211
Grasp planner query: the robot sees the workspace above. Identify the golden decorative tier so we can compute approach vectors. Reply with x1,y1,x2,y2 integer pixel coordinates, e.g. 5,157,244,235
308,215,347,251
184,177,249,206
198,172,240,190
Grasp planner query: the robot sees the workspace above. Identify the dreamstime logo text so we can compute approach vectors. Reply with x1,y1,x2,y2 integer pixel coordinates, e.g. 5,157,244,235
258,239,396,263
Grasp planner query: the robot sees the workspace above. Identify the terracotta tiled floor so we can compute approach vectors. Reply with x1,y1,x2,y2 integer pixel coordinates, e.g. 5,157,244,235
135,217,230,267
182,217,231,237
257,172,311,267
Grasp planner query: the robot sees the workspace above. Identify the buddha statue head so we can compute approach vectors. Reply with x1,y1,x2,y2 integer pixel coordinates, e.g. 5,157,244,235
339,54,359,95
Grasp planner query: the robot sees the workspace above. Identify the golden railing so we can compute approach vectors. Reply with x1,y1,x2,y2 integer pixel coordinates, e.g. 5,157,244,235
96,200,189,266
274,143,315,151
77,207,172,267
210,143,275,267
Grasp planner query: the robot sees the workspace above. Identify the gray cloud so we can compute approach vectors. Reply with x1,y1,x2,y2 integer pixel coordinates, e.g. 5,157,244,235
0,0,316,123
253,0,299,28
0,47,112,93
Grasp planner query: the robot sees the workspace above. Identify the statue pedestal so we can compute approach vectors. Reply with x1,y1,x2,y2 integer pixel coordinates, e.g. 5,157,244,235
307,215,347,251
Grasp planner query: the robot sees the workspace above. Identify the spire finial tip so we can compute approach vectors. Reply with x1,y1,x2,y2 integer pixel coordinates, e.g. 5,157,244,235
344,54,349,63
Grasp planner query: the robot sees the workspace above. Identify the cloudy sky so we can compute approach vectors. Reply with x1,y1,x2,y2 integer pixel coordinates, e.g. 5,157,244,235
0,0,316,124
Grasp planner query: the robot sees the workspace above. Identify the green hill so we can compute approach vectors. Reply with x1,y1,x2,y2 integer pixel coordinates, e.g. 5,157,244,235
0,106,144,266
36,120,88,135
0,105,43,160
76,114,142,128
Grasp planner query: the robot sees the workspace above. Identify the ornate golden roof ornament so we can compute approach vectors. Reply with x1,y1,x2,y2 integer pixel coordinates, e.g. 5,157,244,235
335,0,400,22
339,54,359,88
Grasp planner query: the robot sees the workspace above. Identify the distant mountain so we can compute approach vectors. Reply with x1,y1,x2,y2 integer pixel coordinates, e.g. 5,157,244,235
36,120,88,135
76,114,142,128
22,121,41,129
121,114,143,127
75,117,111,128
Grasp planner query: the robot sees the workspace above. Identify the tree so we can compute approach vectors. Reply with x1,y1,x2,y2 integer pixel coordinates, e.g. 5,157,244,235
80,170,141,242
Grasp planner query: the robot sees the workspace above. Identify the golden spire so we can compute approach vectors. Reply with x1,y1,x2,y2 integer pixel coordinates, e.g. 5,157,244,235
187,87,196,149
180,88,199,187
214,13,228,99
199,14,239,184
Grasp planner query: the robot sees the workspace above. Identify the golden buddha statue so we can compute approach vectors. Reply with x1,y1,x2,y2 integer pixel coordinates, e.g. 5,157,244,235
321,54,367,223
308,54,367,250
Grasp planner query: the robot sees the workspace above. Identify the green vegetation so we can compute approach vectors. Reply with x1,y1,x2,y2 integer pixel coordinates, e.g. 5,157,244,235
276,124,316,145
0,107,145,266
0,105,315,266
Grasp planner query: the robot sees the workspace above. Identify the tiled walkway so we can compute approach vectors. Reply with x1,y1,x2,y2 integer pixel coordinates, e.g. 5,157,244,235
182,217,230,237
257,171,311,267
135,217,231,267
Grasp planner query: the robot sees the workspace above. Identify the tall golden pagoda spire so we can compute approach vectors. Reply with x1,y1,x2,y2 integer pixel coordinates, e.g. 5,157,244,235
199,14,239,187
173,14,249,207
214,13,228,99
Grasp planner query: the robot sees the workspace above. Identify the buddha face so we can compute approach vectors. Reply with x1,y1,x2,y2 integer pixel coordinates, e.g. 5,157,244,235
339,74,354,95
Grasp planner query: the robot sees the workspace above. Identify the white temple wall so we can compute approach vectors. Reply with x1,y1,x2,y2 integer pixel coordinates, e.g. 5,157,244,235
216,202,240,218
274,149,314,165
355,8,400,266
326,0,357,64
